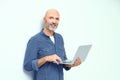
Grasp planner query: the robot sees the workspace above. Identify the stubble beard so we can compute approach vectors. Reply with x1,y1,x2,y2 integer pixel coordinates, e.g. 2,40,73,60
45,23,58,31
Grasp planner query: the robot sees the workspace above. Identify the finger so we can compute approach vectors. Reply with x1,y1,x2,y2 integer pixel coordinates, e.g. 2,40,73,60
77,57,82,63
74,59,81,66
55,55,62,62
56,59,61,63
53,60,59,64
77,57,80,61
57,57,62,62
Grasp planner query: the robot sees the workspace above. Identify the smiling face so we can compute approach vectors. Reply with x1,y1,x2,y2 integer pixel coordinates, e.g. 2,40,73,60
43,9,60,31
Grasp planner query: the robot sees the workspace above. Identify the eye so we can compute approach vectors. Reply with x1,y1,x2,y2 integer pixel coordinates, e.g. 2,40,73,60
49,17,53,19
56,18,59,21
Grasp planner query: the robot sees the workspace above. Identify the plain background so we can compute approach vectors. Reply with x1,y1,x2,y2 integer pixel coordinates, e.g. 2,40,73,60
0,0,120,80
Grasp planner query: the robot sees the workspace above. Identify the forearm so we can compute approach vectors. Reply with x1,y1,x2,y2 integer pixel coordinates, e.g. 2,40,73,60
38,54,62,67
38,56,48,67
65,64,74,68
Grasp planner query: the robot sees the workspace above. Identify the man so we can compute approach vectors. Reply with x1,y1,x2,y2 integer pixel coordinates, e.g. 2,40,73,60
23,9,81,80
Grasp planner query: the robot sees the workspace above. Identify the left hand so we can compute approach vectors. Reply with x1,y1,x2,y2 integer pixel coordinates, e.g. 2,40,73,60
72,57,82,67
65,57,82,67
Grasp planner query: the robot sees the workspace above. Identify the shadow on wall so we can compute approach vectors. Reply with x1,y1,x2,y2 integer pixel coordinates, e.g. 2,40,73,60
23,68,34,80
22,19,44,80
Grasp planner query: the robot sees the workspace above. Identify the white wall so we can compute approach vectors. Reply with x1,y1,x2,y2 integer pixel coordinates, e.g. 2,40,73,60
0,0,120,80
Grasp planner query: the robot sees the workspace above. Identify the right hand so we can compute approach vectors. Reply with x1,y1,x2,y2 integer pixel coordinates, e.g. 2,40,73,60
46,54,62,64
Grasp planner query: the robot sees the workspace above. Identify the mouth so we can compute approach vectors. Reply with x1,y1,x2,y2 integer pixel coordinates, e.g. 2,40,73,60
47,23,57,31
50,23,57,27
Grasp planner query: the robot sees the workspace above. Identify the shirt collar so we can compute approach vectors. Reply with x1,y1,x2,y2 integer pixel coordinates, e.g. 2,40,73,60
40,28,55,38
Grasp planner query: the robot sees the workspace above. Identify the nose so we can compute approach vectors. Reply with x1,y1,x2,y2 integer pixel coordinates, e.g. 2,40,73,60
52,18,56,23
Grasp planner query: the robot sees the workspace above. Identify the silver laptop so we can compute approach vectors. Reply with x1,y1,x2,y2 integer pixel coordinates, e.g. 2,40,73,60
61,44,92,64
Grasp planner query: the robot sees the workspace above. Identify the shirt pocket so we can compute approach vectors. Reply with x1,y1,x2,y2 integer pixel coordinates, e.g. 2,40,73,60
41,47,52,52
38,46,55,57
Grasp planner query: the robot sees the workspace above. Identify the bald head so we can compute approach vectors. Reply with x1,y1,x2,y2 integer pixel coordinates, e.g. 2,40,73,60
43,9,60,31
44,9,60,18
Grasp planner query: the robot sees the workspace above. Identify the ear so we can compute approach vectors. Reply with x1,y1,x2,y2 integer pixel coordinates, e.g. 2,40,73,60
43,17,46,22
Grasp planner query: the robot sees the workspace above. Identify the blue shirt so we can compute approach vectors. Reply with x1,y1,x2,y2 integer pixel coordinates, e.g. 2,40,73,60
23,30,70,80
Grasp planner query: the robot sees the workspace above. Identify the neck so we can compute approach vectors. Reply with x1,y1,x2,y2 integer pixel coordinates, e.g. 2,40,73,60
43,27,54,36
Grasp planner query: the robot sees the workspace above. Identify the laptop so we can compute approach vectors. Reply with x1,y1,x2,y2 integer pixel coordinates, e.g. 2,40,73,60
61,44,92,64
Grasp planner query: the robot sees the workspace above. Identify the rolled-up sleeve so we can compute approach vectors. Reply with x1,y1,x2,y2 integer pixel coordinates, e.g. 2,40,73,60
23,38,39,71
32,59,39,71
